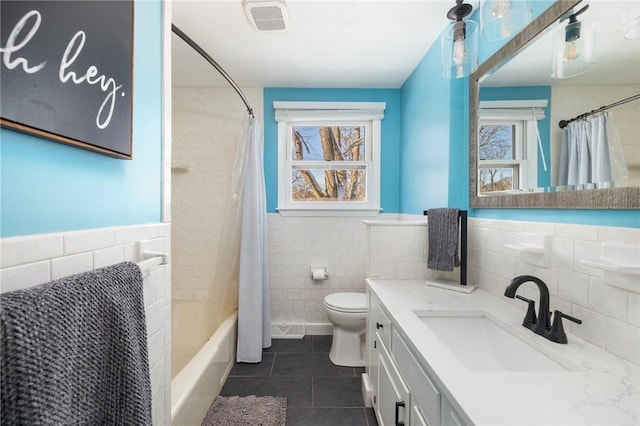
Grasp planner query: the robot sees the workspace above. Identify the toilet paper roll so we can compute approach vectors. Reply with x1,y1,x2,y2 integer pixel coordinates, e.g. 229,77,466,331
311,268,327,280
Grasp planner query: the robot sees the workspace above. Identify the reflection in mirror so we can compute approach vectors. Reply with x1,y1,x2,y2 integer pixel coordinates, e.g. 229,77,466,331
470,0,640,209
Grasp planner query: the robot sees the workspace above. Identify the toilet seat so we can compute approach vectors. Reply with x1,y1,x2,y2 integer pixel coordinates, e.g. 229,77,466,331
324,292,367,313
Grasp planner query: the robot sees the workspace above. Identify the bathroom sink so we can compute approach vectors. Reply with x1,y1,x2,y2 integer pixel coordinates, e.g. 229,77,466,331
414,310,576,372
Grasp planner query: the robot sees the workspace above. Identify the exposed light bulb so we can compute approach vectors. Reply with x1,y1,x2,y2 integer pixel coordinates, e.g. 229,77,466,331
452,20,467,78
453,38,466,65
441,2,477,79
453,37,466,78
491,0,512,18
563,19,582,61
563,40,581,60
500,13,513,38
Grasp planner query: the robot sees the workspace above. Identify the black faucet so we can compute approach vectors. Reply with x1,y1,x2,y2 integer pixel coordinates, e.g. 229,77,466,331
504,275,582,344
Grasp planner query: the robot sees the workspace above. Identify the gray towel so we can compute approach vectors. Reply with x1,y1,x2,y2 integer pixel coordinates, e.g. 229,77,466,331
427,208,461,272
1,261,152,425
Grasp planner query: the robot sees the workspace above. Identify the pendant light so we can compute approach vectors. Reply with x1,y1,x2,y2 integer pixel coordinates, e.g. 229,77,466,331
441,0,478,79
551,5,596,79
480,0,531,41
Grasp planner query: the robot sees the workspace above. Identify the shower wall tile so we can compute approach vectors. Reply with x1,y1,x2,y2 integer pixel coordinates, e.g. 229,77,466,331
171,87,263,301
0,223,172,425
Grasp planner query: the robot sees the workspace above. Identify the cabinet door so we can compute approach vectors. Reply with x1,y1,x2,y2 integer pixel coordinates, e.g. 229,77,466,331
392,329,441,426
411,404,430,426
377,343,410,426
368,295,381,407
441,397,465,426
368,291,392,410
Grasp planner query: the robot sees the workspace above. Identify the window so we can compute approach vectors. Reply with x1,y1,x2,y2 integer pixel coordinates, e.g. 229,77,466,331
274,102,385,215
478,120,525,193
478,100,547,194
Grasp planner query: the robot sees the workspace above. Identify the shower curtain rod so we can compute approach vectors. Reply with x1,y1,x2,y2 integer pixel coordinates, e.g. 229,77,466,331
171,24,254,118
558,93,640,128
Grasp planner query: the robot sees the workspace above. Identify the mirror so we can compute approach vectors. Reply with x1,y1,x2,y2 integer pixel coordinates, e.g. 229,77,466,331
470,0,640,209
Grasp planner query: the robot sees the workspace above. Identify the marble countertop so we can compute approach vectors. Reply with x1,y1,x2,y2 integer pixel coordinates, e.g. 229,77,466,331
367,279,639,426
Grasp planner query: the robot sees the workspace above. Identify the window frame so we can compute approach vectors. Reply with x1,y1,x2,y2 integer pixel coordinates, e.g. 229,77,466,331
274,101,385,216
478,100,547,194
478,119,526,193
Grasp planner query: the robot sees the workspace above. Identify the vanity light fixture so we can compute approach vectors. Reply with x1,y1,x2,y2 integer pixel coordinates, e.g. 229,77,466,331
551,5,596,79
441,0,479,79
623,0,639,40
480,0,532,41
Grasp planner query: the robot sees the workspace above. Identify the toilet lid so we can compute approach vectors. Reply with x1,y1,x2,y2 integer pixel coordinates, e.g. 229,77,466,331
324,292,367,313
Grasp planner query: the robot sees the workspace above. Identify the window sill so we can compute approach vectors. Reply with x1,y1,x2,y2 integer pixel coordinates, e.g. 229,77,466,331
276,208,382,217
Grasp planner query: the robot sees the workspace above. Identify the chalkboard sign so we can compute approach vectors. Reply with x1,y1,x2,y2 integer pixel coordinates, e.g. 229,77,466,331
1,1,134,159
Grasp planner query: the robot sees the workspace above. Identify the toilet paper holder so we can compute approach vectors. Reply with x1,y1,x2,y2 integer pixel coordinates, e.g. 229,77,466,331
310,266,329,280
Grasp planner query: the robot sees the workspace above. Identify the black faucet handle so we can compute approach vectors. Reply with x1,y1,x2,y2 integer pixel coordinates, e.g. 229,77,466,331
515,295,537,328
556,311,582,325
548,310,582,344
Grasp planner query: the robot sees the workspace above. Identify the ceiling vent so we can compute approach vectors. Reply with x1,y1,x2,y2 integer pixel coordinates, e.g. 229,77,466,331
243,0,289,31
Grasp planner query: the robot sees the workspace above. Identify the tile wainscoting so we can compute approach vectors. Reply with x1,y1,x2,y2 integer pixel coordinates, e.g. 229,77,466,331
268,214,370,327
0,223,172,425
270,213,639,365
469,218,639,365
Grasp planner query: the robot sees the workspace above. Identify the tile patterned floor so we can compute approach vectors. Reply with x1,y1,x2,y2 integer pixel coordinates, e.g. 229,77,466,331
221,335,378,426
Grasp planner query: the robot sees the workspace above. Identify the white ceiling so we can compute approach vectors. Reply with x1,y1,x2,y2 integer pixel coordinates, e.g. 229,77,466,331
171,0,640,89
171,0,453,88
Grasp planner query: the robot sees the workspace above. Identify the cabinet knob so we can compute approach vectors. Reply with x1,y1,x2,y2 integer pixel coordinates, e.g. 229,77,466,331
376,322,383,329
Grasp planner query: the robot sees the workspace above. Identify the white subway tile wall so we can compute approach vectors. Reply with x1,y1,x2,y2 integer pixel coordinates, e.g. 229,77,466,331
469,218,640,365
0,223,172,425
171,87,264,301
268,214,370,324
270,213,640,365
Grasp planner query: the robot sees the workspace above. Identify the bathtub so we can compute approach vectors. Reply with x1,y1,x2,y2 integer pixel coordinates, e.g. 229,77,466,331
171,309,237,426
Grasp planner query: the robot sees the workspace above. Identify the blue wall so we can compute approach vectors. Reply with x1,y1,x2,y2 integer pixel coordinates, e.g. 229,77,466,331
1,1,164,237
398,0,639,228
400,41,455,214
263,88,401,214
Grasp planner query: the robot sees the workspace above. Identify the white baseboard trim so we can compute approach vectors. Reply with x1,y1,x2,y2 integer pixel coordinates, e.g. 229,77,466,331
270,322,333,339
305,323,333,335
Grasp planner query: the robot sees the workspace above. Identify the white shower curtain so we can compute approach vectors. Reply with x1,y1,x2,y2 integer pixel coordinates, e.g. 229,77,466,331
558,114,615,188
236,115,271,363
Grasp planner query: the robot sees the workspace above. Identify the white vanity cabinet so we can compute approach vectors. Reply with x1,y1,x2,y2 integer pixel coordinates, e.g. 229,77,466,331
369,291,410,425
392,328,441,426
367,290,465,426
378,342,410,426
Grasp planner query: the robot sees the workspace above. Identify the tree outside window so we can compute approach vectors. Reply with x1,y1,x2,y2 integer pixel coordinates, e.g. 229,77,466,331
291,126,365,201
478,122,522,193
275,101,384,215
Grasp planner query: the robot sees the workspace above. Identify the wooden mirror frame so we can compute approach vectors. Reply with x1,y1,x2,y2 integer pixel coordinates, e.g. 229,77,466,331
469,0,640,209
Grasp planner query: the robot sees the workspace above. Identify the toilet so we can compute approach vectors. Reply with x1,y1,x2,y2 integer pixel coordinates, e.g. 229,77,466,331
324,292,367,367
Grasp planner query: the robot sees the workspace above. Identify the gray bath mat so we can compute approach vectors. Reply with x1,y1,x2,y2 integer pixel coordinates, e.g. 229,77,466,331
202,395,287,426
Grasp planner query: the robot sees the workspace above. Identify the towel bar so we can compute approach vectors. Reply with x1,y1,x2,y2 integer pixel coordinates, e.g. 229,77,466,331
137,251,168,278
